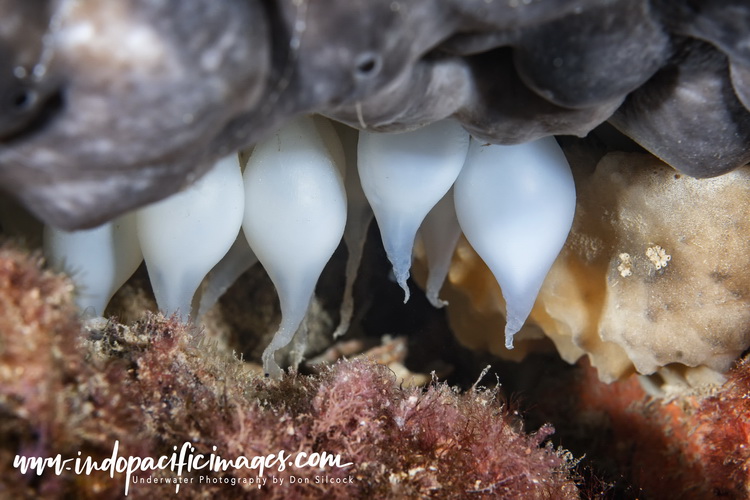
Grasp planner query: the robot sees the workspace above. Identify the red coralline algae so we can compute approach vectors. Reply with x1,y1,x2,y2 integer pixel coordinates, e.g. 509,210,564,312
527,356,750,499
0,245,579,499
690,358,750,496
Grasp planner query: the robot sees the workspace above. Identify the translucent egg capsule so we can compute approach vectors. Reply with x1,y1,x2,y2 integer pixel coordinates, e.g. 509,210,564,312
453,136,576,349
242,116,347,377
331,123,373,339
419,188,461,308
136,154,244,321
358,120,470,302
195,231,258,318
43,213,142,317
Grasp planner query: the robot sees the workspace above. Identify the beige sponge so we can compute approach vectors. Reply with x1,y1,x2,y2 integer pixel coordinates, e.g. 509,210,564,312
431,152,750,384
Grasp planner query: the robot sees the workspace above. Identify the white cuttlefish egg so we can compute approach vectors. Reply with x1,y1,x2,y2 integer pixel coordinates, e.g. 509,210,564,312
331,122,373,339
44,213,142,317
418,187,461,308
136,154,245,321
195,231,258,318
242,115,347,377
358,120,470,302
453,136,576,349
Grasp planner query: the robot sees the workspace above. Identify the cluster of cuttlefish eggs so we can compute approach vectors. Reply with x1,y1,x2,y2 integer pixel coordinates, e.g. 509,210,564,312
44,116,576,377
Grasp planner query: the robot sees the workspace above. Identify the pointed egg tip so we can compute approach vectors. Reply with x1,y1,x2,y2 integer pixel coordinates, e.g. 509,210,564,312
426,294,448,309
384,244,413,303
262,349,284,379
504,318,525,350
396,271,411,304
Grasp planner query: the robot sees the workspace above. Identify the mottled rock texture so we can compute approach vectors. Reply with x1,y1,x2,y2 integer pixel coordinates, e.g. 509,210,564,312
0,1,749,228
